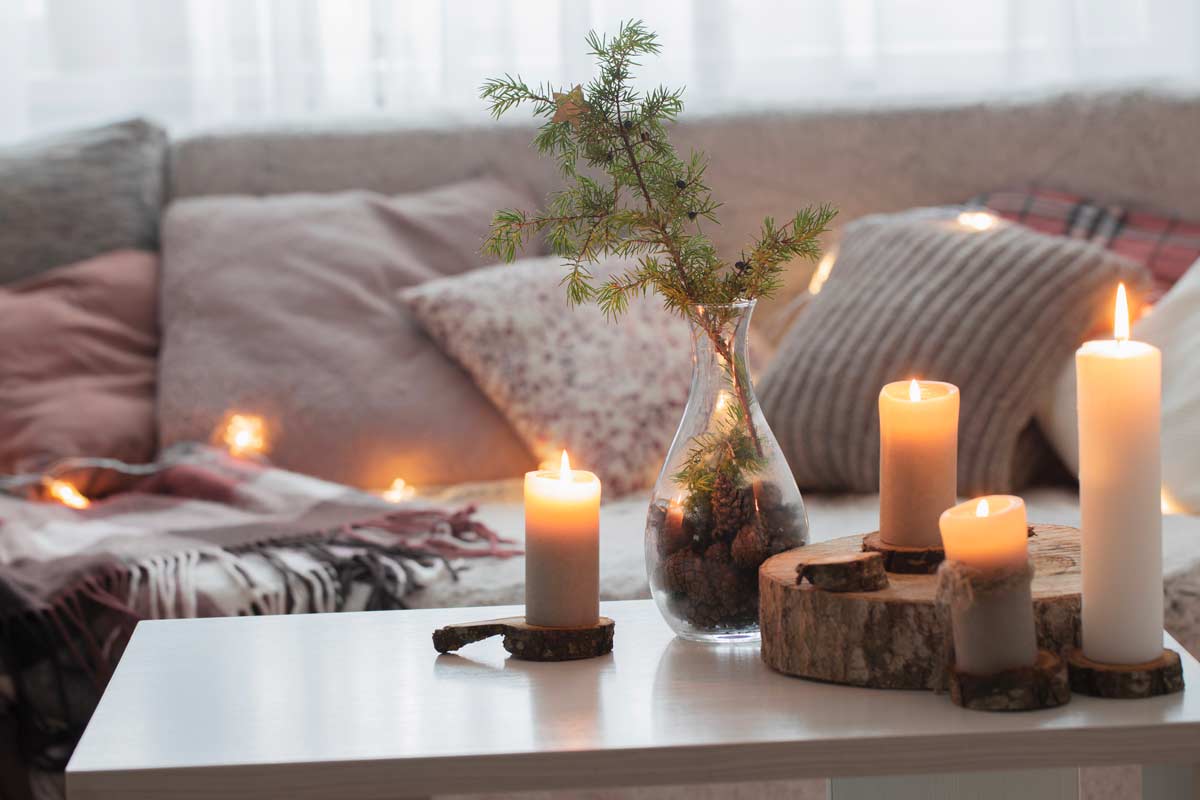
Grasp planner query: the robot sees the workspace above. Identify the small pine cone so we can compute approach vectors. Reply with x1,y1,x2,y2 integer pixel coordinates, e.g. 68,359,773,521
712,474,752,541
661,549,704,596
731,520,770,570
704,541,731,565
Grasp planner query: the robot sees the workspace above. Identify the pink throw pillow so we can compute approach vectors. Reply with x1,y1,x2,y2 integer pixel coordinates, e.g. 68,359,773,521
157,177,539,490
0,250,159,474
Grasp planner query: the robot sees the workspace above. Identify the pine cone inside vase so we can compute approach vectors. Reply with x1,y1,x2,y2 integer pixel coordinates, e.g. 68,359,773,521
730,519,770,570
711,473,752,541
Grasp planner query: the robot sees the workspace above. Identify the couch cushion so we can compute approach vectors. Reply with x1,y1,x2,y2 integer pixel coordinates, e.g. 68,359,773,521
157,177,538,490
0,119,167,285
1036,258,1200,513
759,208,1148,495
0,250,160,475
401,256,692,496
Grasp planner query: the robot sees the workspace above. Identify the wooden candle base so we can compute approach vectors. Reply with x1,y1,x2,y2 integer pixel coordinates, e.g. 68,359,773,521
433,616,615,661
760,525,1082,690
949,650,1070,711
796,552,889,592
861,532,945,574
1065,648,1185,698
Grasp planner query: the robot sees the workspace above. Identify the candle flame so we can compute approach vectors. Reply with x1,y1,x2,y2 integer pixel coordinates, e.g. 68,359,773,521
45,478,90,509
381,477,415,503
559,450,571,482
975,498,990,518
908,379,921,402
219,413,267,458
1114,282,1130,342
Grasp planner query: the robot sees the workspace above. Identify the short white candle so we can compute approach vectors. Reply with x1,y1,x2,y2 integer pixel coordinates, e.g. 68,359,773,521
879,379,959,548
939,495,1037,674
524,451,601,628
1077,284,1163,665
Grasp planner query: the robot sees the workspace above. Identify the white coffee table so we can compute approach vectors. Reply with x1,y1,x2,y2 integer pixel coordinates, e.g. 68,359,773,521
66,599,1200,800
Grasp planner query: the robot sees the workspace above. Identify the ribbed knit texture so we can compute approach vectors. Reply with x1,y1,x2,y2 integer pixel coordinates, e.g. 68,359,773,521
759,211,1148,495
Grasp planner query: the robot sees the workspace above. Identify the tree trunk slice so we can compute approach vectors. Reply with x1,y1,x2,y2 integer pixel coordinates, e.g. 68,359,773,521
432,616,615,661
1066,647,1184,698
760,524,1082,690
949,650,1071,711
796,552,889,592
861,532,946,574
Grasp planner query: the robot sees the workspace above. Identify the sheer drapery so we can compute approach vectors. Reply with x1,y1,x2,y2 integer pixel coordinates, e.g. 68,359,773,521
3,0,1199,143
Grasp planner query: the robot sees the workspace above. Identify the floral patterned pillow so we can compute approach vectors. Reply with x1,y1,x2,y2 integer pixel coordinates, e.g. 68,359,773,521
400,256,692,496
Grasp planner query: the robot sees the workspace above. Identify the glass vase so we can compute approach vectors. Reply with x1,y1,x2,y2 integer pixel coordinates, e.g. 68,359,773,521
645,300,809,643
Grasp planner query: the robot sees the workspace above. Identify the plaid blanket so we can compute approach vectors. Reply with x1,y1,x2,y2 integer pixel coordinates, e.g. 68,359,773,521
971,186,1200,303
0,445,518,770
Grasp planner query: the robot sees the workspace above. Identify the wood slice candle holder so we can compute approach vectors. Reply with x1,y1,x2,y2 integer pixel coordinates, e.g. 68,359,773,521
861,532,945,574
1065,648,1185,698
760,524,1082,690
432,616,614,662
949,649,1071,711
796,552,889,592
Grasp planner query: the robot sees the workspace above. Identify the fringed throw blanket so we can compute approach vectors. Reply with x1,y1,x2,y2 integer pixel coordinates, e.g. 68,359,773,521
0,446,518,770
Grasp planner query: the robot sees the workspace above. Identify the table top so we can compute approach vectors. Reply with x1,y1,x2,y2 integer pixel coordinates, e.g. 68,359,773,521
67,600,1200,799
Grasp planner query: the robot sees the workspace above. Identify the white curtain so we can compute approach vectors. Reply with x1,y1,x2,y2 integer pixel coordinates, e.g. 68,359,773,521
3,0,1199,143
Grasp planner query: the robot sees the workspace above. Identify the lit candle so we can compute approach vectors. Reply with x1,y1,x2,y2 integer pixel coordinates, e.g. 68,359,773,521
879,379,959,548
940,495,1028,570
1077,283,1163,664
524,451,601,628
939,496,1037,674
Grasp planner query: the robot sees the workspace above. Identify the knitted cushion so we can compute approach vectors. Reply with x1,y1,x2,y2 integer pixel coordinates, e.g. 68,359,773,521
759,209,1148,495
0,119,167,285
400,256,692,496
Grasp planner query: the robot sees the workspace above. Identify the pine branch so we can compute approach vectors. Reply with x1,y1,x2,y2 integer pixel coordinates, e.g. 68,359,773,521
480,19,837,484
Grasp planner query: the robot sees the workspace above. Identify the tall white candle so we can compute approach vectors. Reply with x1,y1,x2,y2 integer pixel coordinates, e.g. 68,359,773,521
879,379,959,548
524,451,601,628
1077,283,1163,665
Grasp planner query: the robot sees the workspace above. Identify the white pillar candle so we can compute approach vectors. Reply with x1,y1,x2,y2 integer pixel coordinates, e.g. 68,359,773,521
524,451,601,628
939,495,1038,674
1077,283,1163,664
879,379,959,548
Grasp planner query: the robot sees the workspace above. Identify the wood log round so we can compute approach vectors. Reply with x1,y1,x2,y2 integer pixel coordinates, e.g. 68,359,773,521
861,532,945,574
760,524,1082,690
949,650,1071,711
1066,647,1184,698
433,616,615,661
796,552,889,592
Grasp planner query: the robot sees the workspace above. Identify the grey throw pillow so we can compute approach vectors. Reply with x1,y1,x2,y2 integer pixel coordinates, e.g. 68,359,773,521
0,119,168,284
759,209,1149,495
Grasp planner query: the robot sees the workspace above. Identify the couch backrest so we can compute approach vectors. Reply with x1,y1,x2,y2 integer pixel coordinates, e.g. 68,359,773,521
170,89,1200,289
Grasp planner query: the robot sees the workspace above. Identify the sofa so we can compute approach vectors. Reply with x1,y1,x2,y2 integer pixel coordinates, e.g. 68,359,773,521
3,88,1200,800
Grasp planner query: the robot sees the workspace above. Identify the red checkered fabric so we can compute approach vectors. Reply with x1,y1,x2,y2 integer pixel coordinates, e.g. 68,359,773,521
970,187,1200,302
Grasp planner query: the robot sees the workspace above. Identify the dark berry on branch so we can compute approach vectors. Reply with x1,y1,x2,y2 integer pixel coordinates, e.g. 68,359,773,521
675,180,687,189
734,260,748,271
623,119,634,130
687,211,698,220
